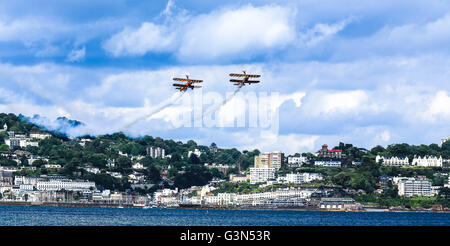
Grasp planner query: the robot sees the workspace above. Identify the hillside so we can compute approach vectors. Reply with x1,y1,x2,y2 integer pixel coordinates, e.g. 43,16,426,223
0,112,449,200
0,113,259,191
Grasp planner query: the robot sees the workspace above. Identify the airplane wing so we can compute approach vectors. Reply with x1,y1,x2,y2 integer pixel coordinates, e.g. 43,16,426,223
229,73,246,77
190,79,203,83
173,83,186,87
245,80,260,83
247,74,261,78
173,78,188,81
230,79,243,83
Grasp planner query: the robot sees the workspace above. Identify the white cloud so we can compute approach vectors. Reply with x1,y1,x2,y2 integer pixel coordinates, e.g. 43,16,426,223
178,5,296,59
66,46,86,62
103,4,296,60
103,22,175,57
300,17,354,46
309,90,375,115
423,91,450,121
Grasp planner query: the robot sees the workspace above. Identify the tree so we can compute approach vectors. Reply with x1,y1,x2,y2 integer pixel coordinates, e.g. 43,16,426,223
189,154,201,164
0,144,9,152
147,165,161,183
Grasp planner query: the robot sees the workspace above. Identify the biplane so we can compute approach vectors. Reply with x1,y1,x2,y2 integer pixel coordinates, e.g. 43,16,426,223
172,75,203,91
229,71,260,87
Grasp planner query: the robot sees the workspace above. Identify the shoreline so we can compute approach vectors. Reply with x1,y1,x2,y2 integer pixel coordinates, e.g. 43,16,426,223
0,201,449,213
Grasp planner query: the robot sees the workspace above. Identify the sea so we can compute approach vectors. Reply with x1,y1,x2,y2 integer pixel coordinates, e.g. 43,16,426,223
0,205,449,226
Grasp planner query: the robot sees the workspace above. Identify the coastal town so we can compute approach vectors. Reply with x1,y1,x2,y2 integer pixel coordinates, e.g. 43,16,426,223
0,113,449,212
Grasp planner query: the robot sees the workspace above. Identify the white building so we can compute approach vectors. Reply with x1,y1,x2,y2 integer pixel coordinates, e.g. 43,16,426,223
44,164,61,169
147,146,166,158
398,177,432,197
107,171,123,179
132,163,145,170
445,177,450,188
287,156,307,167
281,173,324,184
188,149,202,158
314,160,341,167
4,137,39,148
250,167,275,184
376,156,409,166
78,138,92,147
29,132,51,140
83,166,101,174
36,179,95,191
412,155,443,167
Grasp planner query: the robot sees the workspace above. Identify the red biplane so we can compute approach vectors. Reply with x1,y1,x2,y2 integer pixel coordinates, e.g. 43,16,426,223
172,75,203,91
229,71,260,87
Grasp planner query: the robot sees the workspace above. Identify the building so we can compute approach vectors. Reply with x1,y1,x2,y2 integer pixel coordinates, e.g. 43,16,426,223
0,170,13,186
229,173,250,183
319,198,360,210
250,167,275,184
316,144,342,159
147,146,165,158
36,179,95,191
254,152,284,170
397,177,432,197
375,156,409,166
29,132,51,140
4,134,39,148
44,164,61,170
283,173,323,184
204,163,236,175
278,173,324,184
287,156,307,167
83,166,101,174
132,163,145,170
412,155,443,167
314,160,341,167
0,123,7,132
187,149,202,158
107,171,123,179
78,138,92,147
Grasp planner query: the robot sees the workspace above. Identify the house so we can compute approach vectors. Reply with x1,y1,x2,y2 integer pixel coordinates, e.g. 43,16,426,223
376,156,409,166
412,155,443,167
132,163,145,170
229,173,250,183
83,166,101,174
316,144,343,159
29,132,51,140
314,160,341,167
188,148,202,158
287,156,308,167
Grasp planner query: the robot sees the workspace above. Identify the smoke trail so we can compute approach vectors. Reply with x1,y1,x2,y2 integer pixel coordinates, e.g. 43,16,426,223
122,91,185,130
197,85,243,123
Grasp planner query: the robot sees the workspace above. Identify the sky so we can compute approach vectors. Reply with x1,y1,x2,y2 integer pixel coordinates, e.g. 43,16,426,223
1,0,450,154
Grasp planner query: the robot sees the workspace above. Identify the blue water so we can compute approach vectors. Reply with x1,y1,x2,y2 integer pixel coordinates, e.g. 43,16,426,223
0,206,449,226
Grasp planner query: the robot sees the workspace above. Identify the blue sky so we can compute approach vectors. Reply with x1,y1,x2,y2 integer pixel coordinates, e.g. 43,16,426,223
1,0,450,154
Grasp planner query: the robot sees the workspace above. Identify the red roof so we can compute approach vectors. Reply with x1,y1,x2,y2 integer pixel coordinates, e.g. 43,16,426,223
322,144,328,147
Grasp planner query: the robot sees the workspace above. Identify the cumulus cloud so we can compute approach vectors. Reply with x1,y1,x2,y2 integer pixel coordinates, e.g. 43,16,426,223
103,4,297,60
